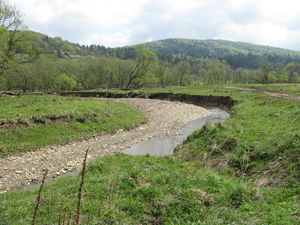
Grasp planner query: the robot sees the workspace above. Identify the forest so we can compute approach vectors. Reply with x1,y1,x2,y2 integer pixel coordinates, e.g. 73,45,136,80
1,0,300,92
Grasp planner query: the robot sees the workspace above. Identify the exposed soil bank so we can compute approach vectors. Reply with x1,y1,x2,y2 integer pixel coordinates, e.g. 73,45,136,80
0,92,235,193
60,91,236,109
0,98,211,193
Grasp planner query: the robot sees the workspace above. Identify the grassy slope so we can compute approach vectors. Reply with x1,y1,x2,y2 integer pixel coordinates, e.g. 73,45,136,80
1,154,299,225
0,86,299,224
146,86,300,187
0,95,145,157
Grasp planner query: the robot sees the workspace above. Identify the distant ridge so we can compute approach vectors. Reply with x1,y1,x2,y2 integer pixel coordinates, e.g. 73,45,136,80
21,31,300,69
143,38,300,58
141,38,300,68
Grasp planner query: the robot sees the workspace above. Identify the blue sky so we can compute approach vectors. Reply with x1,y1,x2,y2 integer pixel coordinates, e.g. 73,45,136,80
9,0,300,50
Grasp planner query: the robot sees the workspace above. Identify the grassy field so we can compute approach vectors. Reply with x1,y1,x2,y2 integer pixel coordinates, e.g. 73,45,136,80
231,83,300,95
0,85,299,224
0,95,145,157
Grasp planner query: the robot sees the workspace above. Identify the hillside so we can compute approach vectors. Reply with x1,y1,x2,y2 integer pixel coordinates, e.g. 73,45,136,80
143,38,300,68
21,31,117,58
19,31,300,69
2,30,299,92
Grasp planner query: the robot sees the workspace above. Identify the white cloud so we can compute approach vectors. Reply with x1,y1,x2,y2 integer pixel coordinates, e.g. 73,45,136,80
7,0,300,50
85,33,131,47
10,0,148,26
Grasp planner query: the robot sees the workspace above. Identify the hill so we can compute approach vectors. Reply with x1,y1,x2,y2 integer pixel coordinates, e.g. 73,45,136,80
20,32,300,69
143,38,300,68
2,30,300,91
21,31,111,58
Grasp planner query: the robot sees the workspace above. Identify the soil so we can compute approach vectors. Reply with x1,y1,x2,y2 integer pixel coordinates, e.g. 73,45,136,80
225,87,300,101
0,98,211,193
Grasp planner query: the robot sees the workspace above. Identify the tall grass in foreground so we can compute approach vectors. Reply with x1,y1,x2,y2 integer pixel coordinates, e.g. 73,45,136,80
30,149,91,225
1,154,298,224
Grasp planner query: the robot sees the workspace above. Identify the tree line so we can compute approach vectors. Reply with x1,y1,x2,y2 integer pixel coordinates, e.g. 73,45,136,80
0,0,300,92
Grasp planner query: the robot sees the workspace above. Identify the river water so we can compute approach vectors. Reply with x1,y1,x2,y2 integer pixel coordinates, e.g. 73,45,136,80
26,107,229,190
123,108,230,156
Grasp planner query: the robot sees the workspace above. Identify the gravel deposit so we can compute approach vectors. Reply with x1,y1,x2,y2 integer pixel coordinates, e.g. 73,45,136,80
0,98,211,193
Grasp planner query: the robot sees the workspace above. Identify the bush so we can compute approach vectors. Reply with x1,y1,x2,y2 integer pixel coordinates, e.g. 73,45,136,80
55,73,77,91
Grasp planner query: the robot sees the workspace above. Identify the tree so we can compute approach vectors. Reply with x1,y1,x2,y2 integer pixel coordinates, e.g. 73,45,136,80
176,61,190,86
125,44,158,89
55,73,77,91
0,0,39,76
286,63,300,83
205,65,226,84
260,62,273,83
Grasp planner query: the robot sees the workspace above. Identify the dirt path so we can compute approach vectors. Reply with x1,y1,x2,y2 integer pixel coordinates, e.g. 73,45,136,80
0,98,211,193
225,87,300,101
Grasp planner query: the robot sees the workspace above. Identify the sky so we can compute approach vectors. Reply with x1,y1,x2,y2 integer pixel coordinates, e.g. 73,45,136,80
8,0,300,50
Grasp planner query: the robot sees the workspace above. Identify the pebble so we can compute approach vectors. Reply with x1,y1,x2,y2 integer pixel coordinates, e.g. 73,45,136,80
0,98,211,192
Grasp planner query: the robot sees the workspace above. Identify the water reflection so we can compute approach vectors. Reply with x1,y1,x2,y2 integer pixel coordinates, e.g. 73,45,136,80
123,108,230,156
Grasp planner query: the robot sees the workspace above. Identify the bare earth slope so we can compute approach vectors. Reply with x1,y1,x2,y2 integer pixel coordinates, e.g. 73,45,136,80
0,98,211,192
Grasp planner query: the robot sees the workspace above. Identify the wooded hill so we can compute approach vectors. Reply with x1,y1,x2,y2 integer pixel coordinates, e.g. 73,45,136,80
143,38,300,69
21,32,300,70
1,28,300,91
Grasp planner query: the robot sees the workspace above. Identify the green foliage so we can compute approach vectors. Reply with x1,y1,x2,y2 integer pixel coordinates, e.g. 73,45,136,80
205,65,226,84
0,1,40,76
54,73,77,91
125,45,158,89
145,38,300,69
2,28,300,90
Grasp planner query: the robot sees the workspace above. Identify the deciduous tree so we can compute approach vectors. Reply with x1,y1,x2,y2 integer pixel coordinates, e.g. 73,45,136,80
0,0,39,76
125,45,158,89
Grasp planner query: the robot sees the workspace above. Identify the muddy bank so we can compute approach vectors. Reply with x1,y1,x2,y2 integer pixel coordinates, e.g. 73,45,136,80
60,91,236,109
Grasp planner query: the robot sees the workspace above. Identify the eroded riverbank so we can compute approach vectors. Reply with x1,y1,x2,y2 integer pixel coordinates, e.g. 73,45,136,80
0,98,211,192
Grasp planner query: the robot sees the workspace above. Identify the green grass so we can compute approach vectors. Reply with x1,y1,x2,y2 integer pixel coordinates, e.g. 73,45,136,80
1,85,299,224
0,95,145,157
1,154,299,225
137,85,300,187
61,86,300,187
